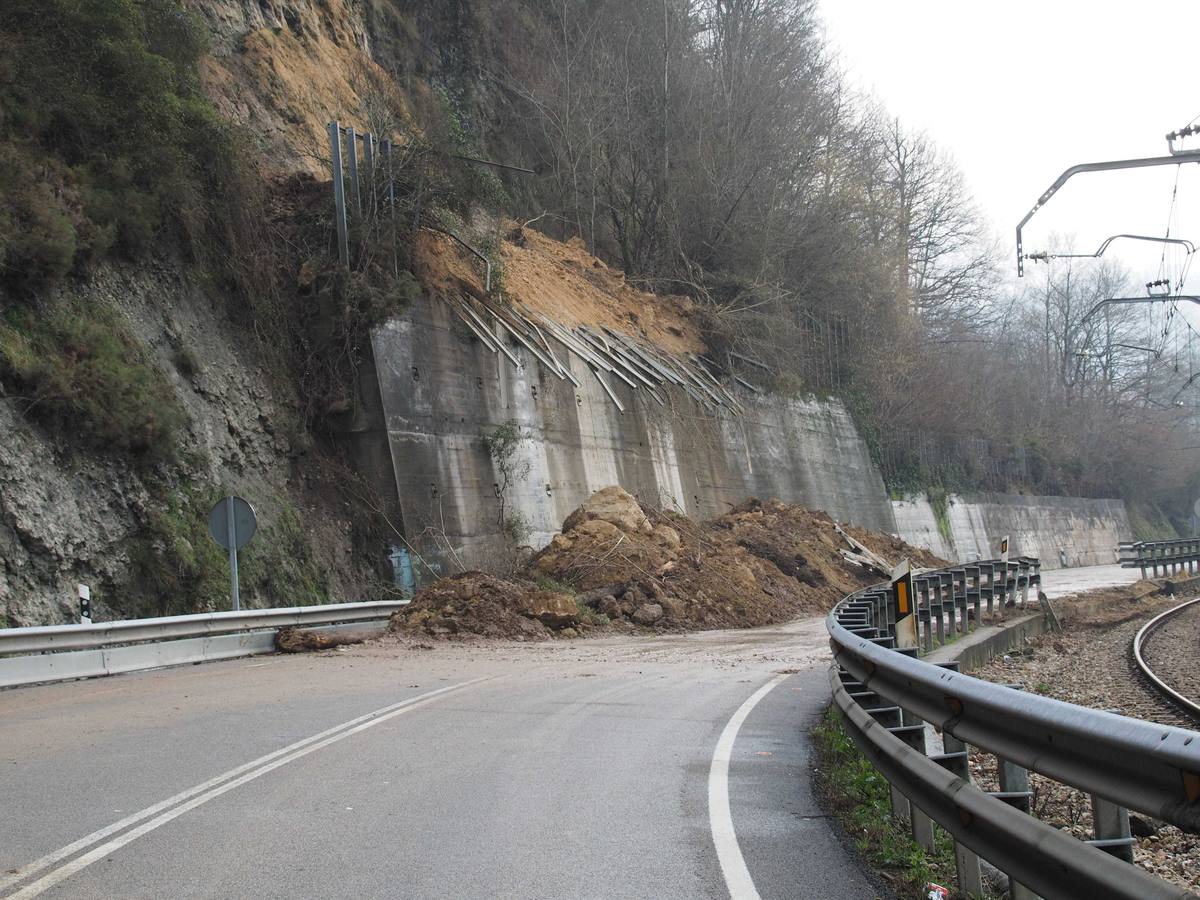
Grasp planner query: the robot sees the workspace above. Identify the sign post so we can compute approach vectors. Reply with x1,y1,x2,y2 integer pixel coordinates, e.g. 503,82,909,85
999,535,1010,563
208,496,257,612
891,559,918,650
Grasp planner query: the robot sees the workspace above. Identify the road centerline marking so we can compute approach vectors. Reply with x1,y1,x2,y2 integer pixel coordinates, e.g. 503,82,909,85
1,677,492,898
708,673,789,900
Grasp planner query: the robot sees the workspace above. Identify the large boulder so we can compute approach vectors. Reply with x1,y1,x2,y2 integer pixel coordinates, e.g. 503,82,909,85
519,590,579,628
561,486,652,535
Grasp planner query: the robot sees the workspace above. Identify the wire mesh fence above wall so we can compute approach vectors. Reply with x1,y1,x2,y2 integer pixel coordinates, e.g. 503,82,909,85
875,428,1033,496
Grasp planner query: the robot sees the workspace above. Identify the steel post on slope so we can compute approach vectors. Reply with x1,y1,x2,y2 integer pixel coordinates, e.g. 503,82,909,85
328,121,349,268
346,125,361,214
1015,150,1200,276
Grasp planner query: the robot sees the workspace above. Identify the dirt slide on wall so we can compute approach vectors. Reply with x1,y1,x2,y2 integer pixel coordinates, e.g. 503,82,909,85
391,487,946,641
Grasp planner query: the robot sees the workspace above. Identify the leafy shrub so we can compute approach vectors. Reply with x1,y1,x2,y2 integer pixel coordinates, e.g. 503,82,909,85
0,305,187,462
0,0,247,293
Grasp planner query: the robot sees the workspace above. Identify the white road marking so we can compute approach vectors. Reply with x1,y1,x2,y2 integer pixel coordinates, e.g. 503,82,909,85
1,677,490,898
708,673,789,900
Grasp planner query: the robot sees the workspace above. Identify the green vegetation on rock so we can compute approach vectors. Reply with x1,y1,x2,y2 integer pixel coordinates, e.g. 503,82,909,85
0,304,187,463
0,0,247,294
124,487,330,618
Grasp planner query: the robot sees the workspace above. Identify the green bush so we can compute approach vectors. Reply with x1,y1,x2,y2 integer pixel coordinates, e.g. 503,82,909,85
0,305,187,462
0,0,245,293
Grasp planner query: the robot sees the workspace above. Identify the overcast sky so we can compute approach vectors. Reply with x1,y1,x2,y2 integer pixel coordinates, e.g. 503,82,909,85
819,1,1200,294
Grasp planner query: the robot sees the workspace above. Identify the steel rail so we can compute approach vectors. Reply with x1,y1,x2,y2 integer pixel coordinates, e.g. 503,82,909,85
830,666,1192,900
0,602,407,656
1133,596,1200,721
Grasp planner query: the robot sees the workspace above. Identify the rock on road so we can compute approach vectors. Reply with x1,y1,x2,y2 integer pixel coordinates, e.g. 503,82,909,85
0,618,879,899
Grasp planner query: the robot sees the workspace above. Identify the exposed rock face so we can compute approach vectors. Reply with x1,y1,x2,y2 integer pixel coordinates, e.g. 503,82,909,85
0,264,364,626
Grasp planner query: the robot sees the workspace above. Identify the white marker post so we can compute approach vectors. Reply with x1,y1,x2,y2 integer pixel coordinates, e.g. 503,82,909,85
78,584,91,625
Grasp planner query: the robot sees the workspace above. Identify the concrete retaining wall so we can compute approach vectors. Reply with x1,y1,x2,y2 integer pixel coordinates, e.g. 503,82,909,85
365,299,896,574
892,493,1131,569
358,298,1132,578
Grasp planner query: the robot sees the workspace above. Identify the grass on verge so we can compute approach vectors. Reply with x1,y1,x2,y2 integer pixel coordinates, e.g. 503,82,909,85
812,705,981,899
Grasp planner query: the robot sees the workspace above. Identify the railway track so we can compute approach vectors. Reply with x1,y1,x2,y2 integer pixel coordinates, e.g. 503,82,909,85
1132,595,1200,723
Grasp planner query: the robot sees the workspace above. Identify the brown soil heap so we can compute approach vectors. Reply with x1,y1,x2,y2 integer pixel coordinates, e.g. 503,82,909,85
394,572,581,641
413,226,704,355
392,486,945,639
529,487,944,629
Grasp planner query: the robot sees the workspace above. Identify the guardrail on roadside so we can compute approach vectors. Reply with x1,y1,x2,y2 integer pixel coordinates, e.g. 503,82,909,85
828,558,1200,900
1120,539,1200,579
0,602,406,690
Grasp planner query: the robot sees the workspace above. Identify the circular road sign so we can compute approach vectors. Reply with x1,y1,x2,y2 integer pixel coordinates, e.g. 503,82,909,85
208,496,257,551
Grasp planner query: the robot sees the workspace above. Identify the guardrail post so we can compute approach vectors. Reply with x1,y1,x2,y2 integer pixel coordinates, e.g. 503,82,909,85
990,744,1041,899
966,565,981,627
942,574,957,638
1090,795,1135,863
890,712,936,851
982,561,995,618
929,662,984,899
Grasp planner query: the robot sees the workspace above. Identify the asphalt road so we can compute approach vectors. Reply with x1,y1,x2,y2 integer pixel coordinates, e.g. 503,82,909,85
0,617,881,900
2,563,1134,898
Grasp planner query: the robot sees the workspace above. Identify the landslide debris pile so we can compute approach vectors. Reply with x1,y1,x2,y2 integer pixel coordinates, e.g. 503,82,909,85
391,486,945,640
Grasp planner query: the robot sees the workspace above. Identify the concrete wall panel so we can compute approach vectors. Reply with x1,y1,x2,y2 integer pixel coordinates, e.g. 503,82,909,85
367,301,896,575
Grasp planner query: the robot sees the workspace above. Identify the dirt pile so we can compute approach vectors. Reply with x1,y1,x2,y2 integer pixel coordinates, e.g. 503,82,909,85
392,572,585,641
528,490,945,630
392,487,946,639
413,226,704,355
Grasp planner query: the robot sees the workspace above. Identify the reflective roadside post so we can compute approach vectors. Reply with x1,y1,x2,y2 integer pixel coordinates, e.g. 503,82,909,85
208,496,257,612
891,559,917,650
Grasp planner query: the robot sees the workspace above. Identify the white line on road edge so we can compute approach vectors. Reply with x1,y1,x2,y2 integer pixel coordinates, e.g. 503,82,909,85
708,673,790,900
1,677,491,899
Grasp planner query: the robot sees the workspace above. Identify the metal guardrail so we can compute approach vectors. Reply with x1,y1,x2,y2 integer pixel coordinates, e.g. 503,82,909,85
1119,539,1200,579
0,602,406,689
1133,596,1200,721
828,559,1200,900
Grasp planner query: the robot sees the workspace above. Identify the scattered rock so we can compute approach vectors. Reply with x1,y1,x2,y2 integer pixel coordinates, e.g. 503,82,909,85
651,524,681,548
632,602,664,625
519,591,579,628
1130,815,1158,838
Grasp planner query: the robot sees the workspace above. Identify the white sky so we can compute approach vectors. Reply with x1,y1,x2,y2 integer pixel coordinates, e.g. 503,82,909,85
819,0,1200,294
